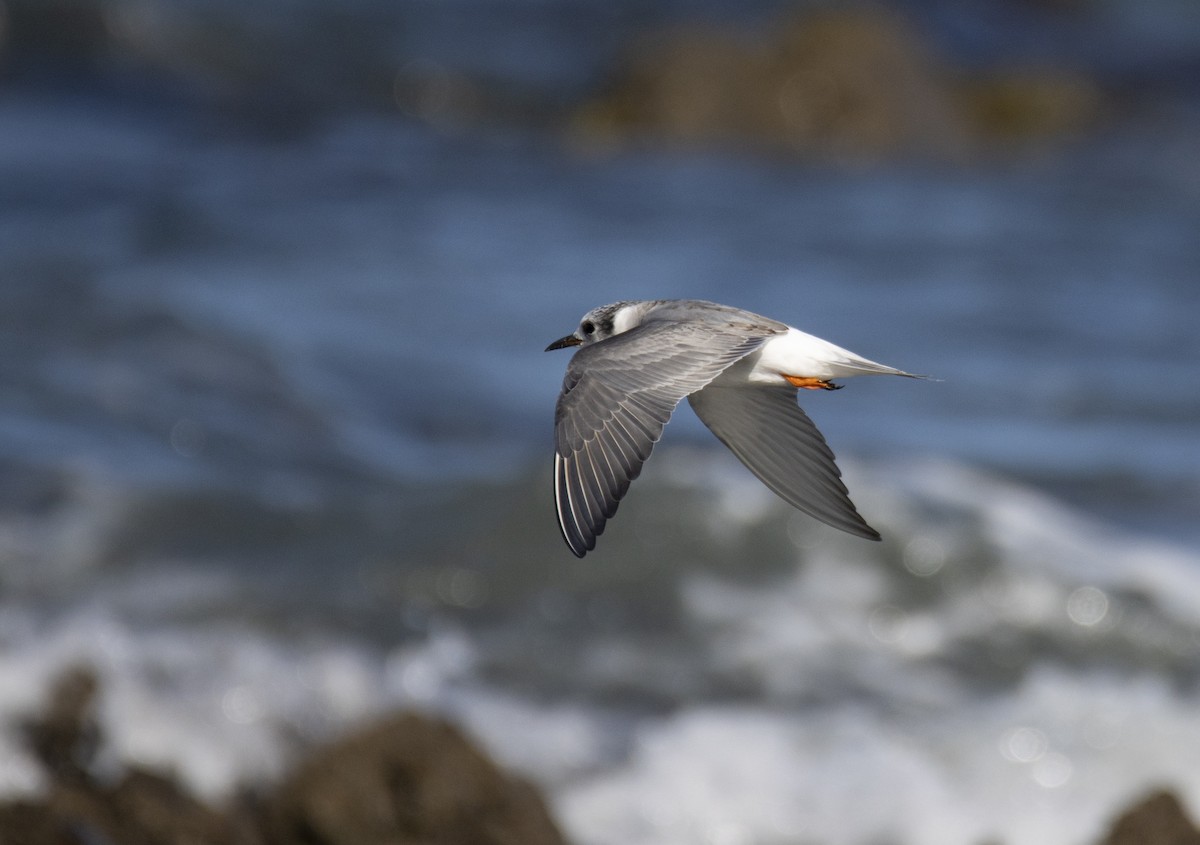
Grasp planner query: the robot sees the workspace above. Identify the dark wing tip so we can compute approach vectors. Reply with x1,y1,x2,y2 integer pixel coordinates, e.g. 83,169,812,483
554,452,599,558
829,495,883,541
561,530,590,556
807,505,882,542
853,521,883,542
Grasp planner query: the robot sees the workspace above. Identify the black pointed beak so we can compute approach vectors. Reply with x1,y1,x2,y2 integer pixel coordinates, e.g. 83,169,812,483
545,334,583,351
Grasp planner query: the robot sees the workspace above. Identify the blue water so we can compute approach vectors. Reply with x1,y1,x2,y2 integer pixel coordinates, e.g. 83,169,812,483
6,92,1196,531
2,2,1200,842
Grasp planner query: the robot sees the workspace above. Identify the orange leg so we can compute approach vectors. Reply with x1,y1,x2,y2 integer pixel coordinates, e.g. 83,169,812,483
783,374,842,391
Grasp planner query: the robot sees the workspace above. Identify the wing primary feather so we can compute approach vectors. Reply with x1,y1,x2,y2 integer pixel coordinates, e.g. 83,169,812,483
603,421,638,476
554,454,588,557
565,455,597,548
609,411,652,464
585,439,621,516
576,441,610,529
556,457,583,556
688,386,881,541
550,316,778,555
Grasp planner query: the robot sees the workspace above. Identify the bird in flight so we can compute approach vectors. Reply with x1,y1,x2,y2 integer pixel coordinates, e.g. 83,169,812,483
545,299,923,557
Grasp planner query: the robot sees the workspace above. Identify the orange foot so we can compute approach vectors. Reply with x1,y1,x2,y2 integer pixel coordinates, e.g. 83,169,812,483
783,375,842,391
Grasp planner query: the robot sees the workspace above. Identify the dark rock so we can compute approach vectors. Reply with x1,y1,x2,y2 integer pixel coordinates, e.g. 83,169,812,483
0,0,111,74
571,25,774,149
0,801,81,845
768,9,966,159
1099,789,1200,845
2,0,107,54
264,711,567,845
0,667,568,845
571,7,1103,161
957,68,1103,142
20,665,100,785
26,771,254,845
0,665,254,845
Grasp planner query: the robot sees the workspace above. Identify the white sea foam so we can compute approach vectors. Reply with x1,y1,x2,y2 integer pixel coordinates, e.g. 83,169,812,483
1,456,1198,845
556,670,1200,845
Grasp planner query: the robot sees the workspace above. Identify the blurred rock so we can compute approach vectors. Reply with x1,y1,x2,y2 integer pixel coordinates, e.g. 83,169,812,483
42,767,253,845
572,7,1104,161
1,665,251,845
571,26,772,150
0,666,568,845
19,664,99,784
0,0,110,69
958,67,1104,141
1099,789,1200,845
769,10,966,159
264,711,566,845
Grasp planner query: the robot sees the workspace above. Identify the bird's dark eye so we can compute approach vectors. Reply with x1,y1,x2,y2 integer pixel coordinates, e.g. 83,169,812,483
581,320,595,335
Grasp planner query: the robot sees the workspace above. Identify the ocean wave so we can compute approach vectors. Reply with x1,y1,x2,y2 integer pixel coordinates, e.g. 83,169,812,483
2,452,1199,844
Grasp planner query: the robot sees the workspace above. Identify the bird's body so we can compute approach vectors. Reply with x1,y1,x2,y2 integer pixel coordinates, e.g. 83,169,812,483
545,299,921,557
717,326,912,386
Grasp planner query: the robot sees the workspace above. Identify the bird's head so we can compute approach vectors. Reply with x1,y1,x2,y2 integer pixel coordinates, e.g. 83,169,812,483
545,301,651,351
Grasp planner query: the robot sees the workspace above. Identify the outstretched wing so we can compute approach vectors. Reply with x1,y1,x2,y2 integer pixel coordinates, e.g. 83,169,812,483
687,385,881,540
554,322,773,556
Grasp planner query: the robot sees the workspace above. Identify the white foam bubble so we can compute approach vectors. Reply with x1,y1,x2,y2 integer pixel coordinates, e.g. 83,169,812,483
556,670,1200,845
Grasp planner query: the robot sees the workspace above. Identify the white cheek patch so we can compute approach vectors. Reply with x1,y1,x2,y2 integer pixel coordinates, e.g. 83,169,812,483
610,306,640,335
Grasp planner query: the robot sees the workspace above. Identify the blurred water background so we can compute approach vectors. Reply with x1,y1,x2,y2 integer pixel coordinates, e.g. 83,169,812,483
1,0,1199,843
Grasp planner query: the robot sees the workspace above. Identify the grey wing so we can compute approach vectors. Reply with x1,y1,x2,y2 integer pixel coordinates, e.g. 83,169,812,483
554,322,772,557
687,385,881,540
